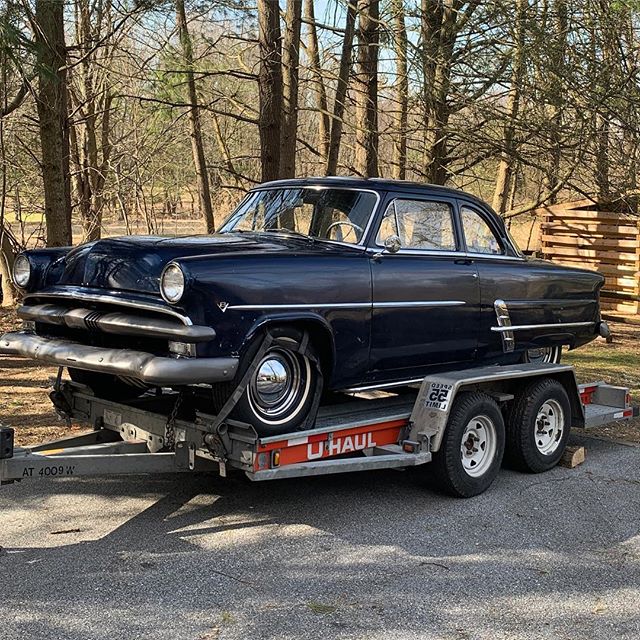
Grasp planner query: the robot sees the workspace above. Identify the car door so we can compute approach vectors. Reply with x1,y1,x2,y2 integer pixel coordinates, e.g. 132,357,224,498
368,194,481,378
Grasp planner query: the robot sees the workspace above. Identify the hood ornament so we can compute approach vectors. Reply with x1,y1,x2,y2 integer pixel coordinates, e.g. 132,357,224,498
218,301,229,313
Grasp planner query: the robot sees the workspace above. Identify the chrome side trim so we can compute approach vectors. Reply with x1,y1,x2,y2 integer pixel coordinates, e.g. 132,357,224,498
491,321,595,333
24,292,192,325
503,299,596,308
228,301,464,311
229,302,370,310
340,378,425,394
374,301,464,308
494,299,515,353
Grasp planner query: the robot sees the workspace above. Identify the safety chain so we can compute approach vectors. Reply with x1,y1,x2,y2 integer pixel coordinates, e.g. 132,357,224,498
165,391,184,451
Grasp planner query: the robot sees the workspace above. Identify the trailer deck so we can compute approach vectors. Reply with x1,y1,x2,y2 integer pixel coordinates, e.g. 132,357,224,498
1,363,637,496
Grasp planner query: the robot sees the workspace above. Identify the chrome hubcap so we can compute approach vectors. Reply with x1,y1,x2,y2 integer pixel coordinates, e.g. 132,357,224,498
526,346,556,364
247,347,311,425
255,358,289,406
535,399,565,455
460,415,497,478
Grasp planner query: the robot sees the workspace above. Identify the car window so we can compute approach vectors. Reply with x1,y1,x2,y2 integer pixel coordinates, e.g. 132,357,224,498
219,188,377,245
376,199,457,251
460,206,503,255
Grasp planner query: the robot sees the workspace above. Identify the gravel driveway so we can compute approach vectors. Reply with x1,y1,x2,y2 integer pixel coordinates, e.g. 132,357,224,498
1,433,639,640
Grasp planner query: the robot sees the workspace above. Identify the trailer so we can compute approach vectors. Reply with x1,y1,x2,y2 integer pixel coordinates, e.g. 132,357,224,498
1,363,637,497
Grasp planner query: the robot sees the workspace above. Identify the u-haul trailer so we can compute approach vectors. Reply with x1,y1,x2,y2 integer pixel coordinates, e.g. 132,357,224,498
0,363,637,498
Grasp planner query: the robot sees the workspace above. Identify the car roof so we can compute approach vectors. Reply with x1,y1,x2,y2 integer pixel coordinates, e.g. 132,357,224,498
252,176,493,211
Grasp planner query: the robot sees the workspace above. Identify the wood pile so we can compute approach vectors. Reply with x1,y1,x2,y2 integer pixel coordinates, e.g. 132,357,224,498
538,199,640,314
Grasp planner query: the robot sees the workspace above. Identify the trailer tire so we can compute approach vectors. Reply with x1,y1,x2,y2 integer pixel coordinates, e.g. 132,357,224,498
430,392,505,498
505,378,571,473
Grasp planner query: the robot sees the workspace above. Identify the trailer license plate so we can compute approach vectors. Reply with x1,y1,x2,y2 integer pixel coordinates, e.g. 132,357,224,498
103,409,122,427
424,383,453,411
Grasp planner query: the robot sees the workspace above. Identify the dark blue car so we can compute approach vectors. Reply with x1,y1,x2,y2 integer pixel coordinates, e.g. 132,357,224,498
1,178,607,435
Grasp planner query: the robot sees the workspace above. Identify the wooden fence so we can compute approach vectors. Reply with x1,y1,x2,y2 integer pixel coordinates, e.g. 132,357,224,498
538,199,640,314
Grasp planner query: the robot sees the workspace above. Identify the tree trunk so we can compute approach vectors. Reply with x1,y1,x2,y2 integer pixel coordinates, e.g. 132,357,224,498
354,0,379,178
35,0,73,247
326,0,357,176
305,0,330,164
420,0,451,185
257,0,283,182
492,0,527,214
391,0,408,180
175,0,215,232
542,0,567,204
279,0,302,178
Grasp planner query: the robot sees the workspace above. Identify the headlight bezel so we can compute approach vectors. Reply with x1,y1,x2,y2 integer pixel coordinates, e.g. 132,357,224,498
160,262,186,304
13,254,32,289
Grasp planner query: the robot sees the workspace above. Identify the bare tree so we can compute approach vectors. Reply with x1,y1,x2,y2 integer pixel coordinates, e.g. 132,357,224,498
304,0,330,163
175,0,215,232
390,0,408,180
34,0,72,246
326,0,357,176
354,0,379,178
257,0,283,182
420,1,481,185
279,0,302,178
541,0,568,204
492,0,527,214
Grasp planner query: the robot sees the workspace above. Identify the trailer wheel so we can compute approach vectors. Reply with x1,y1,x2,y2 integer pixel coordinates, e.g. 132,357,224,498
430,392,505,498
505,378,571,473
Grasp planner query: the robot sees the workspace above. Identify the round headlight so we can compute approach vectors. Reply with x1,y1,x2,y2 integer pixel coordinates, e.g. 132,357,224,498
161,263,185,303
13,254,32,289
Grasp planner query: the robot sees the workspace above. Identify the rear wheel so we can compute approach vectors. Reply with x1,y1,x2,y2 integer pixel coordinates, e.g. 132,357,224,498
68,368,148,400
505,378,571,473
522,345,562,364
430,392,505,498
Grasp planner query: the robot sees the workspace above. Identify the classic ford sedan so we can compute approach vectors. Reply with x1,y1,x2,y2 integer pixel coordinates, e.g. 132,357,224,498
1,178,608,435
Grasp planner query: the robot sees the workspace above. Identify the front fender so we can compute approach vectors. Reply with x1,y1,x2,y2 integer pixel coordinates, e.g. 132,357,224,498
242,311,336,379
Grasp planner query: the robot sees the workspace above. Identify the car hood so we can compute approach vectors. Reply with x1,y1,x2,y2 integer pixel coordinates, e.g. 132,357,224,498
56,233,358,295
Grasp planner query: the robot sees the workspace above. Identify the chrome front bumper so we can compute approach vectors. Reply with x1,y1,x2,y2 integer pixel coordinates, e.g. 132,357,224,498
0,332,238,386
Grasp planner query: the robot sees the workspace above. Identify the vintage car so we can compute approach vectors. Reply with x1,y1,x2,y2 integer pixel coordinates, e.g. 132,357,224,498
0,177,609,435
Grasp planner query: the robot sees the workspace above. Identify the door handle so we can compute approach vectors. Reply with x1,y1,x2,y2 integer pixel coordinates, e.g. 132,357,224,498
454,258,474,265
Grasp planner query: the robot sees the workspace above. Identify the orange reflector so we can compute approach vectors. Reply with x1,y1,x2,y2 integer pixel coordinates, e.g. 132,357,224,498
271,450,281,467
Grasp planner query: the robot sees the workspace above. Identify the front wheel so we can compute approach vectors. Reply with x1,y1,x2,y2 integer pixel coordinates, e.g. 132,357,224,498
223,329,323,436
430,392,506,498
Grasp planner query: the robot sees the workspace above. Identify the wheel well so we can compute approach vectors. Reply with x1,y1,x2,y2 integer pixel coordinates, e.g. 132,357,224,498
247,319,335,386
288,320,334,384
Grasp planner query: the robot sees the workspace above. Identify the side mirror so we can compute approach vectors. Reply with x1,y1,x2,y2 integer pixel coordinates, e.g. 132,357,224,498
383,235,402,254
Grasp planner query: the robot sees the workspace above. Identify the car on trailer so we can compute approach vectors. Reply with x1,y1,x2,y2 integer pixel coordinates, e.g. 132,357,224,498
1,177,610,437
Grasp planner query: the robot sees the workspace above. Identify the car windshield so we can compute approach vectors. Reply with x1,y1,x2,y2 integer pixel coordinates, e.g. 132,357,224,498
219,187,377,245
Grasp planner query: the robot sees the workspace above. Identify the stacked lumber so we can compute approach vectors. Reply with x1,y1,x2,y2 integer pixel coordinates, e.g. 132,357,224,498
538,199,640,314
